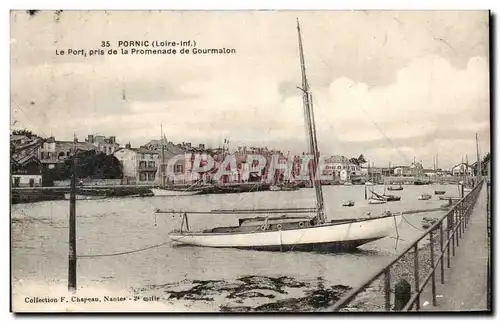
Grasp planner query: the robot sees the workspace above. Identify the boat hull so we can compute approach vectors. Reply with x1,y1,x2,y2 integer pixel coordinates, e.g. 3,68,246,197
151,188,201,196
368,199,386,204
64,193,107,200
168,215,402,251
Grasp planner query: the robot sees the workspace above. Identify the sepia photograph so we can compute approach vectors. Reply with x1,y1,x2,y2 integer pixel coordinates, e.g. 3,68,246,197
10,10,491,312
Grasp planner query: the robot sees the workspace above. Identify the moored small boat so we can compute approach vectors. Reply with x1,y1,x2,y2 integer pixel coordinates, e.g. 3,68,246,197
434,190,446,195
64,193,107,200
382,194,401,202
341,200,355,207
151,188,202,196
387,185,403,191
368,197,386,204
418,193,432,200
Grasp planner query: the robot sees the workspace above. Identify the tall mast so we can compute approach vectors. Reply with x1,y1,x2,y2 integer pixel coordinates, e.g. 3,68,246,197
466,154,469,184
476,133,482,183
297,19,325,223
161,124,165,186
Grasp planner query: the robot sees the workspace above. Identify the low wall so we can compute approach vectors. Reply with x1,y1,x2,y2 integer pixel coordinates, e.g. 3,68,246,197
11,175,42,187
384,176,464,184
54,178,122,186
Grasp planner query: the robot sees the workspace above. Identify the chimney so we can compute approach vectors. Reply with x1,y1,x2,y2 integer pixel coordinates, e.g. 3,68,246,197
125,142,131,149
199,143,205,150
109,136,116,144
88,134,94,143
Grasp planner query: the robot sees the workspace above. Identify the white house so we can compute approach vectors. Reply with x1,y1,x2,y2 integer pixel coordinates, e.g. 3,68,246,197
113,145,159,184
451,163,473,177
11,155,42,187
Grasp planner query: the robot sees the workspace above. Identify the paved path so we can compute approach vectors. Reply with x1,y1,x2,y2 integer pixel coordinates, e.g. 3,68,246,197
420,186,489,311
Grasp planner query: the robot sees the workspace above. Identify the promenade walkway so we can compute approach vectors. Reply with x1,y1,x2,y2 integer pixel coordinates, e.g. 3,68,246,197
420,185,490,311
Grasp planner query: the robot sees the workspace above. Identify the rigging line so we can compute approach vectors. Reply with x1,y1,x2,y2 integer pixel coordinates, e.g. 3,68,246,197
354,103,412,165
310,95,367,157
78,239,177,258
401,214,424,232
16,209,67,229
11,99,50,138
307,73,412,166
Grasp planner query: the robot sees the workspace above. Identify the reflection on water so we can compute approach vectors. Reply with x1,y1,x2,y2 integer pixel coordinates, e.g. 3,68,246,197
12,184,460,310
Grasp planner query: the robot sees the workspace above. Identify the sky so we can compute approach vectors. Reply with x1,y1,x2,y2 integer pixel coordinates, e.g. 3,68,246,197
10,10,490,169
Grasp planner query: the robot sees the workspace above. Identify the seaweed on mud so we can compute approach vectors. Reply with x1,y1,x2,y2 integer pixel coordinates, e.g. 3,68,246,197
252,284,352,312
235,275,308,294
167,279,243,301
131,275,349,312
220,305,252,312
220,283,352,312
228,291,276,300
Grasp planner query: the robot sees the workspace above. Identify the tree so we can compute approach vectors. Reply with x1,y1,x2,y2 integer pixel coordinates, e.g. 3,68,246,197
62,150,123,180
481,152,491,175
12,129,40,139
349,158,359,166
357,154,367,165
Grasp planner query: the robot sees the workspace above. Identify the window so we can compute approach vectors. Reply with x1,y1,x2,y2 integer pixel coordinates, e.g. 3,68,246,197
175,164,183,173
139,173,146,181
13,177,20,187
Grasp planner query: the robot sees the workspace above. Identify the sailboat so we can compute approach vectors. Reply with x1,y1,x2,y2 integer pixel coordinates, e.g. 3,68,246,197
164,20,402,252
151,125,204,197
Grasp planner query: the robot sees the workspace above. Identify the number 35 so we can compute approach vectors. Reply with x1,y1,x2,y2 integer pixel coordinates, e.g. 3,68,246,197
101,41,110,47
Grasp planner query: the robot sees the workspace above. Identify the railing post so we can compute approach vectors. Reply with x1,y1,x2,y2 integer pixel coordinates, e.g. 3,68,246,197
384,269,391,311
413,244,420,310
440,223,444,284
455,208,460,246
430,230,437,306
465,200,469,226
462,202,466,232
447,212,451,266
451,211,455,257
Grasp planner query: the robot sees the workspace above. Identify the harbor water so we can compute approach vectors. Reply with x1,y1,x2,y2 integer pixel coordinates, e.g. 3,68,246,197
11,184,462,311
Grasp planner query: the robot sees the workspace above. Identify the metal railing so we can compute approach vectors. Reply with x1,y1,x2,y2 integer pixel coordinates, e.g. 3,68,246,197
330,180,485,312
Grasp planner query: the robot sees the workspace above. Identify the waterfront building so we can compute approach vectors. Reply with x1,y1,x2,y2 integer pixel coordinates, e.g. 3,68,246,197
323,155,363,183
40,136,95,163
11,154,42,187
451,162,474,177
113,144,159,184
85,134,120,155
11,134,44,187
393,161,424,177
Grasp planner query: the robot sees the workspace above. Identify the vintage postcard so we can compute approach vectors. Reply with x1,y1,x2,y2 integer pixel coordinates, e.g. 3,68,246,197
10,10,491,312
